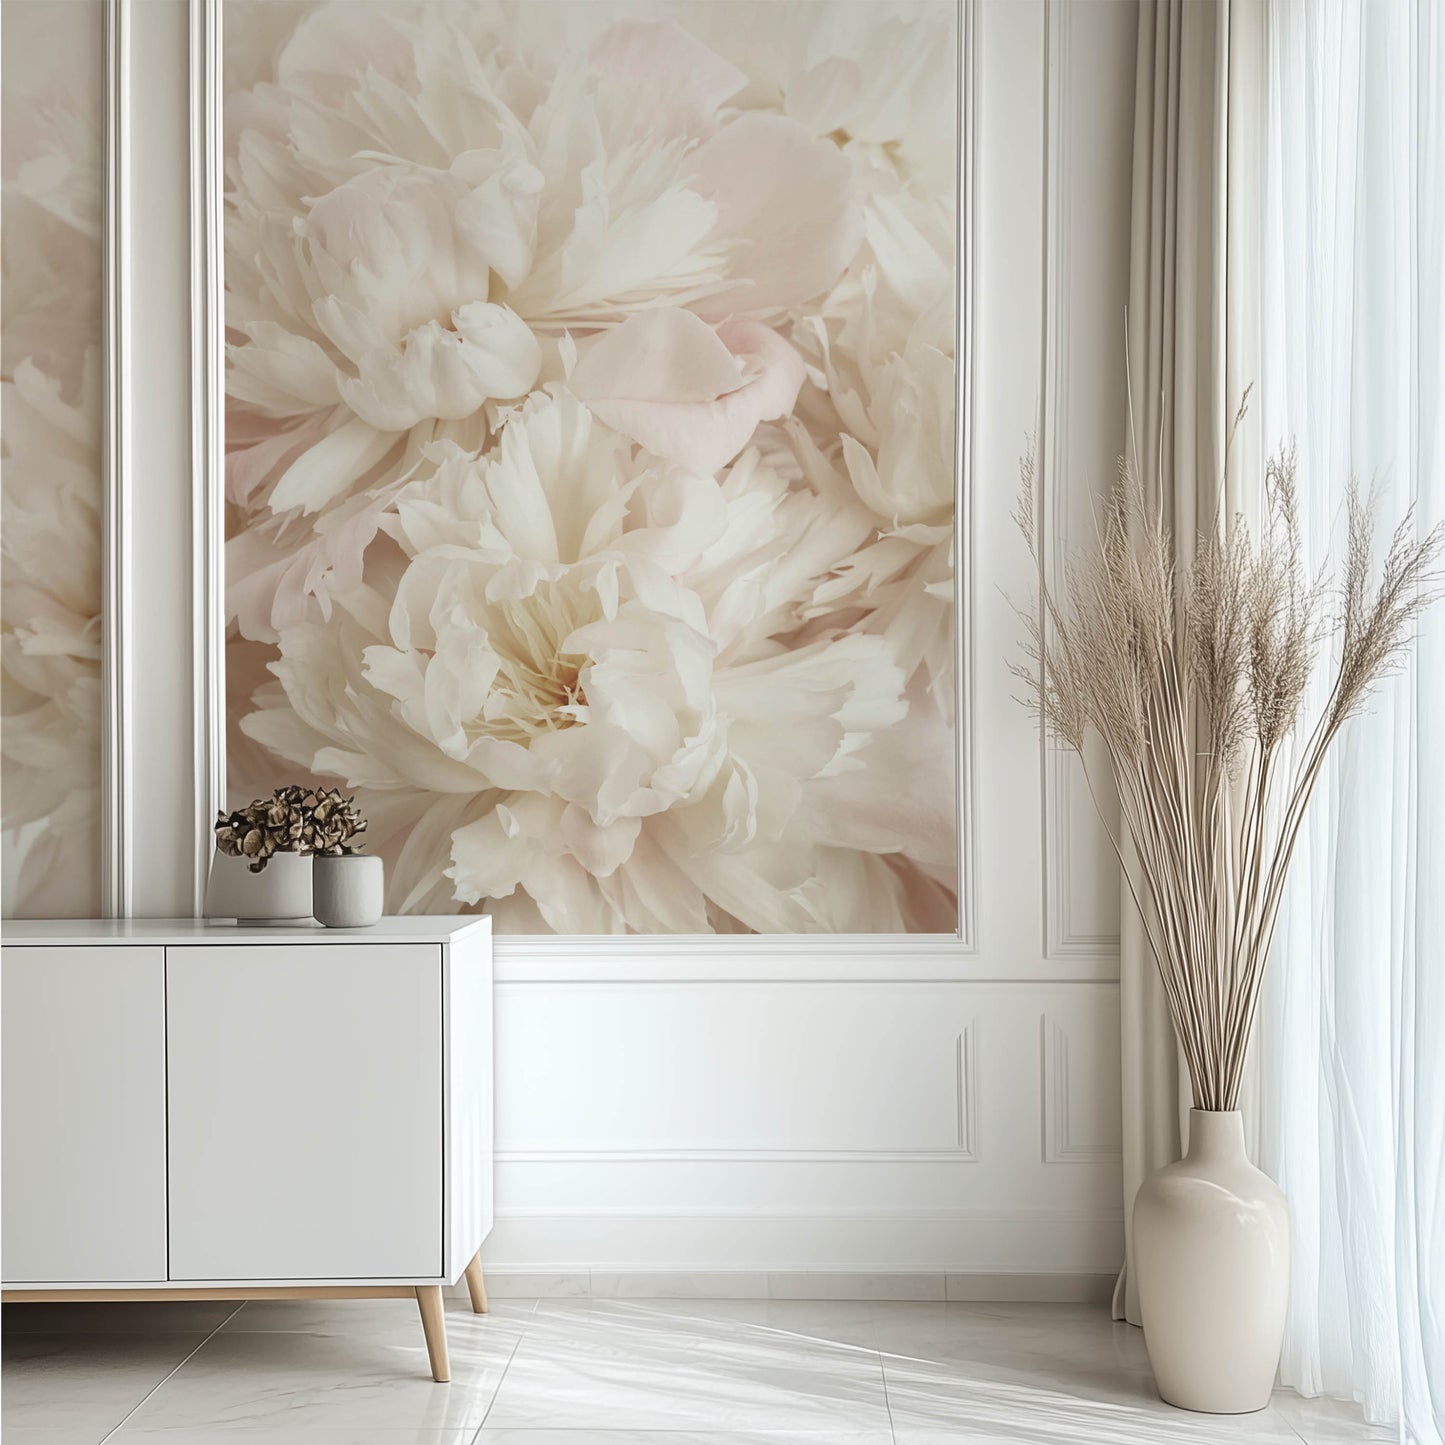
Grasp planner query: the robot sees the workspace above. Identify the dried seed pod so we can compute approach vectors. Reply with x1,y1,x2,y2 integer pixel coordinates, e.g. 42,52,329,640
212,783,369,871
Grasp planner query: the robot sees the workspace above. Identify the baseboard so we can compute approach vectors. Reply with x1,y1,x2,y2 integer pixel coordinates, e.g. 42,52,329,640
942,1270,1116,1303
451,1268,1117,1304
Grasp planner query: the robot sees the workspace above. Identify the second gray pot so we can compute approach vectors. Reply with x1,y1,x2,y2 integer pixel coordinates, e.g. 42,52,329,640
312,853,384,928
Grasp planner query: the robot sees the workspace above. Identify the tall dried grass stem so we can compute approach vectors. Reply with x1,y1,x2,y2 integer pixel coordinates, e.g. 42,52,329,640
1015,435,1442,1110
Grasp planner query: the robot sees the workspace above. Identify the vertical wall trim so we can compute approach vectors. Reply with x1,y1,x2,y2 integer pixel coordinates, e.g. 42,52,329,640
955,1018,980,1158
1038,0,1067,957
1040,1014,1122,1164
190,0,225,909
955,0,980,951
100,0,132,919
1036,2,1120,961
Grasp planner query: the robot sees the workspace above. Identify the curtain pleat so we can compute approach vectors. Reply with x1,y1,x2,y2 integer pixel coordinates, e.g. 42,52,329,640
1114,0,1265,1327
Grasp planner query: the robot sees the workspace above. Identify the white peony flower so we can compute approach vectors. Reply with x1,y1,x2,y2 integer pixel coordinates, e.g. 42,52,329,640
241,391,954,932
223,1,862,636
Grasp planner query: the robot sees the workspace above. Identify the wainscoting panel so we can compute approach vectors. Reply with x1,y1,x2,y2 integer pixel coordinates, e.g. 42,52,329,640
494,981,982,1164
1041,1006,1125,1166
485,978,1124,1274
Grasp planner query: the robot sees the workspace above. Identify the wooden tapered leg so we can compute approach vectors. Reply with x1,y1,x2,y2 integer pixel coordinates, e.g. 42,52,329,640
463,1249,489,1314
415,1285,450,1382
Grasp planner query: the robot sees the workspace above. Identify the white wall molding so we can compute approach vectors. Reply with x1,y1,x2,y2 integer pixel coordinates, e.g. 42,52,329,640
473,1268,1118,1305
496,1148,978,1166
956,1018,979,1157
189,0,225,912
1041,1015,1123,1165
1046,759,1124,957
492,936,1116,983
100,0,131,919
492,1206,1120,1224
1037,0,1126,963
113,0,207,916
483,1203,1126,1275
953,0,980,951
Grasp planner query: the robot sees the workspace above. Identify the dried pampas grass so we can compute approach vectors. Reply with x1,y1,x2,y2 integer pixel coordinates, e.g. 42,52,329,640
1014,413,1442,1110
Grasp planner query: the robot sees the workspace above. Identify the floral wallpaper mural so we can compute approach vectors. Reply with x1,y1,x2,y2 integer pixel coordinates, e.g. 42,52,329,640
1,0,105,919
224,0,959,934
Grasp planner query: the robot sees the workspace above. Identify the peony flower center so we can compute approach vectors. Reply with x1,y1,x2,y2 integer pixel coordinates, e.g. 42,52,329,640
476,587,593,744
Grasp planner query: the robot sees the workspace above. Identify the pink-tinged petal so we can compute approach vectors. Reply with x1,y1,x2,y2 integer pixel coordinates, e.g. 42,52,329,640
689,114,865,318
572,309,743,405
590,19,748,139
571,309,805,475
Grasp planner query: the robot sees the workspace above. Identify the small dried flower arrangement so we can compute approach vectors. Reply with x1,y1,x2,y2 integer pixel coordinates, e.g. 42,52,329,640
214,786,368,872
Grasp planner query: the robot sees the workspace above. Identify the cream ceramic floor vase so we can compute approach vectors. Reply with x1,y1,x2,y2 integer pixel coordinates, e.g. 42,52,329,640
1134,1109,1290,1413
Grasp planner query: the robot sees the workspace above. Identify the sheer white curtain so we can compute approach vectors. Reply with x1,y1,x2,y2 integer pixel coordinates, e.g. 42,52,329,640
1254,0,1444,1438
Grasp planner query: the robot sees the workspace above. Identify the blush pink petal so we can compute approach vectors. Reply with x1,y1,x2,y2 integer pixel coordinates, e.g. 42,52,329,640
571,308,741,404
571,309,805,476
689,113,865,319
590,19,747,139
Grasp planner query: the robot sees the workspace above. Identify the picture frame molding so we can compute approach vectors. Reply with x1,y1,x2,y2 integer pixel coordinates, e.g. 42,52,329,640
188,0,979,955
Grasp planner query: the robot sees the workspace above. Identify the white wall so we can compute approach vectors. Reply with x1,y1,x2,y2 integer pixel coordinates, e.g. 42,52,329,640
120,0,1140,1294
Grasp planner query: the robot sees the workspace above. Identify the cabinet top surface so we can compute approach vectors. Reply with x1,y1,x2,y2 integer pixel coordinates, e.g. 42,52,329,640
2,917,492,947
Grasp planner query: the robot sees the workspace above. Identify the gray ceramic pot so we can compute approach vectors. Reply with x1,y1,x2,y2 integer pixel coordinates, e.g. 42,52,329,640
312,853,384,928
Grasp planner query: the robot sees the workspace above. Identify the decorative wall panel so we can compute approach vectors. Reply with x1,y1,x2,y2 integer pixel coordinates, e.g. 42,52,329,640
221,0,961,935
0,0,106,918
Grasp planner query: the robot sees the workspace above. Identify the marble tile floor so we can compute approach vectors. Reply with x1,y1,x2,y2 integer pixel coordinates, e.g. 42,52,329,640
2,1295,1390,1444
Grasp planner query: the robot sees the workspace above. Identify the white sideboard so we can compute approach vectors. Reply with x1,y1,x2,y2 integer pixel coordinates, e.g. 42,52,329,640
1,917,492,1380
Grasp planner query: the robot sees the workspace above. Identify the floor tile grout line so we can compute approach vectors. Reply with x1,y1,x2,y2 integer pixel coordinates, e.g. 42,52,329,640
470,1330,525,1440
878,1344,899,1445
95,1303,245,1443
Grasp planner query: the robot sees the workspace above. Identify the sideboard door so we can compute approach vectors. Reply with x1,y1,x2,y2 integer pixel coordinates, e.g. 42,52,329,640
165,944,443,1281
2,945,168,1283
